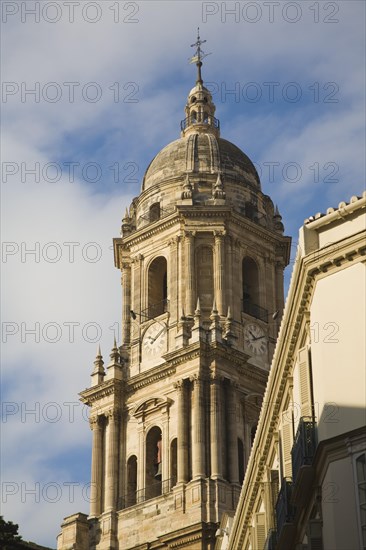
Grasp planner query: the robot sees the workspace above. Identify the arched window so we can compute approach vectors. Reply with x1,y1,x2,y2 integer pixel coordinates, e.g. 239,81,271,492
148,257,167,318
145,426,162,500
126,455,137,506
242,257,260,316
238,438,245,484
244,201,258,222
170,438,177,489
191,110,197,123
149,202,160,222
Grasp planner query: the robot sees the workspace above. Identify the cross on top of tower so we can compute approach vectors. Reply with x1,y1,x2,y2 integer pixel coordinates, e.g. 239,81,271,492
189,27,211,84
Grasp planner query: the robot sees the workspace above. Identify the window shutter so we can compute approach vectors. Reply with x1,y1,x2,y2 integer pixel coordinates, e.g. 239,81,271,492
255,512,266,549
308,519,323,550
298,347,312,418
281,409,293,479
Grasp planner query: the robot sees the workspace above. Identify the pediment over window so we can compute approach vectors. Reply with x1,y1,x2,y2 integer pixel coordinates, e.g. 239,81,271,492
132,396,173,420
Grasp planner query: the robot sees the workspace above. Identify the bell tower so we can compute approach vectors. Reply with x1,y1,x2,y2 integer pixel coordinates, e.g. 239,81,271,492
57,32,291,550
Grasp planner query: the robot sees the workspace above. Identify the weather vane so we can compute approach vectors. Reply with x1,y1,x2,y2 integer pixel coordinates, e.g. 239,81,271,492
189,27,211,84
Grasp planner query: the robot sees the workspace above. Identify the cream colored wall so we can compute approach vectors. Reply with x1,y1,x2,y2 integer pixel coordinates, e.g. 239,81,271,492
317,214,366,249
321,456,360,550
311,262,366,441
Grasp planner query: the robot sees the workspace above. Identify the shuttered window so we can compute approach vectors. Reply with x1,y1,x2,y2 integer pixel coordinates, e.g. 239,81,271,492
281,409,294,479
298,346,312,418
254,512,266,549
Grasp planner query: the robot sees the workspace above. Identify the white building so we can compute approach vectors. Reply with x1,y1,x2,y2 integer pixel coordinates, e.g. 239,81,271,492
224,193,366,549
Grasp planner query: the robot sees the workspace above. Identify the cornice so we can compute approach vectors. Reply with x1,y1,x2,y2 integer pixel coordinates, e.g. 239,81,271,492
128,364,177,392
113,206,291,264
79,379,123,405
116,213,180,249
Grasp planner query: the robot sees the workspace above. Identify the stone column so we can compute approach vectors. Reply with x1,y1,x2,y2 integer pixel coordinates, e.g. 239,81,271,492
175,380,189,483
137,424,145,500
210,375,223,479
121,263,131,345
191,375,205,478
227,383,239,483
162,407,170,483
132,254,143,314
118,410,127,507
227,236,233,312
275,260,285,317
104,411,119,511
177,235,183,321
185,231,195,316
214,231,225,315
89,415,103,517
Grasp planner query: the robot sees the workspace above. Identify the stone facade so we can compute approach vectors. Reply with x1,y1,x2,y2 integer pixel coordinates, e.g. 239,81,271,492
224,193,366,549
57,53,291,550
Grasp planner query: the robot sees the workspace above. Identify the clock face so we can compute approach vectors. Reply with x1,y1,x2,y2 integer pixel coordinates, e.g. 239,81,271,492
142,322,167,361
244,323,267,355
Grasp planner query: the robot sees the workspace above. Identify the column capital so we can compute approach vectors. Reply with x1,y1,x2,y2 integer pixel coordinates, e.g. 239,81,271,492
89,415,103,430
105,409,121,422
189,373,206,385
209,373,224,384
214,230,226,239
174,378,187,391
184,230,196,239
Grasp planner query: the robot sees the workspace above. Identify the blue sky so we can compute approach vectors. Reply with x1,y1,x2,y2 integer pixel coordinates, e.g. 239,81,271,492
1,1,365,546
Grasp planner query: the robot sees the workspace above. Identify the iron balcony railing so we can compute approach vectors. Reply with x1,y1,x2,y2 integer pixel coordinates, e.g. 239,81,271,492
180,115,220,132
237,206,268,228
242,299,269,323
119,477,176,510
291,417,317,485
137,205,175,228
264,529,277,550
275,478,295,538
140,299,169,321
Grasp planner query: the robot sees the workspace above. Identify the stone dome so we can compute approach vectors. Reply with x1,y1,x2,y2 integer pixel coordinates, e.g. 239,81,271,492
142,133,261,192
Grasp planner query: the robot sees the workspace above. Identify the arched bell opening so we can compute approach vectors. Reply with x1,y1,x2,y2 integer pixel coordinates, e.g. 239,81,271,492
145,426,162,499
242,257,261,318
126,455,137,506
170,438,177,489
148,256,168,318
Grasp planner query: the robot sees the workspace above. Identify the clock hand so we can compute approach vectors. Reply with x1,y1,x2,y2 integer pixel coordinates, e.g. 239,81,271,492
249,330,257,339
253,335,265,341
150,326,166,343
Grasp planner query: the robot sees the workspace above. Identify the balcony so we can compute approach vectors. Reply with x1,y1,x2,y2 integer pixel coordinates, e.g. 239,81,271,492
119,477,175,510
291,417,317,505
137,205,175,229
264,529,277,550
242,299,268,323
141,299,169,321
275,478,295,545
180,115,220,132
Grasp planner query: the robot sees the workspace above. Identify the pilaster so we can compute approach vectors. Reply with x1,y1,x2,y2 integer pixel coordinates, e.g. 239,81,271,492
185,231,196,316
175,379,189,483
89,415,104,518
191,375,206,479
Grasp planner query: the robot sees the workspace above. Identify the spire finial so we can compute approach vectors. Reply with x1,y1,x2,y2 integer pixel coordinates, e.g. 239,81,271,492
190,27,210,84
